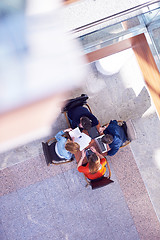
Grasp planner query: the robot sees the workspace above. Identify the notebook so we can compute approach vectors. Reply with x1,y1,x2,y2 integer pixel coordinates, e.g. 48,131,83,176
88,126,100,139
95,135,108,153
69,127,91,151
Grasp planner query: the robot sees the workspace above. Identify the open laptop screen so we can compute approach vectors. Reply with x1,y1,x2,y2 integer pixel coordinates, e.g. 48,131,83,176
95,135,108,153
88,126,100,139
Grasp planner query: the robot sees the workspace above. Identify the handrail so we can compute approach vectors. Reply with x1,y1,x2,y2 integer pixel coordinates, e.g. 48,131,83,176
72,0,160,33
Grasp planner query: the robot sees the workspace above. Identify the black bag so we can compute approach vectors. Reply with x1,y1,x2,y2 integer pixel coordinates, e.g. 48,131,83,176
61,94,88,112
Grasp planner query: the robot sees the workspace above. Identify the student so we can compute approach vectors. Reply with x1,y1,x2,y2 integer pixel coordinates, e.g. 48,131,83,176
77,146,107,180
55,128,80,160
99,120,127,156
67,106,99,130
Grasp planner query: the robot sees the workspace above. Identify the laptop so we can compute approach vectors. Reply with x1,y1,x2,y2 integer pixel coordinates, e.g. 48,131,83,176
88,126,100,139
95,135,108,153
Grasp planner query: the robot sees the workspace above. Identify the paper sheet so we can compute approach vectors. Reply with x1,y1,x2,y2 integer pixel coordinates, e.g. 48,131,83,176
69,127,91,151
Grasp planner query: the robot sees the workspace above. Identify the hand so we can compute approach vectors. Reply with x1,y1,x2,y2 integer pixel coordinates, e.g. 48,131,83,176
90,146,97,153
71,136,75,142
64,128,72,132
99,126,106,134
107,144,111,151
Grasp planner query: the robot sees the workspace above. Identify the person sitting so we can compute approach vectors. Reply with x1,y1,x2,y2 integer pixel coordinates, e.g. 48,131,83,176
99,120,127,156
55,128,80,160
67,105,99,130
77,146,107,180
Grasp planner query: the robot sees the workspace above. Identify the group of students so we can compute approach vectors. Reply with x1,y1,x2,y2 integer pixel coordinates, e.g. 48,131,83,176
54,105,127,180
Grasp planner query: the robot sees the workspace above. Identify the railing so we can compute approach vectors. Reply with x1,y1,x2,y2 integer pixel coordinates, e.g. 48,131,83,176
74,0,160,71
72,0,160,34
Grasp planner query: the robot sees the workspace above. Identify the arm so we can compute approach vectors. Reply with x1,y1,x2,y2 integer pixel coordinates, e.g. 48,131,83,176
99,123,109,134
87,112,99,127
64,128,72,132
107,144,111,151
107,137,121,156
107,147,120,156
90,146,104,159
55,130,65,141
77,150,86,169
55,128,72,141
101,120,119,135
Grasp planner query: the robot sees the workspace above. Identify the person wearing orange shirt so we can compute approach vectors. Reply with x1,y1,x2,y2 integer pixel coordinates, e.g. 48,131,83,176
77,146,107,180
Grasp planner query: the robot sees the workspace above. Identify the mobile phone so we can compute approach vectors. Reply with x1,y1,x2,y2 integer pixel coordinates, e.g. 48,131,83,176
85,148,93,158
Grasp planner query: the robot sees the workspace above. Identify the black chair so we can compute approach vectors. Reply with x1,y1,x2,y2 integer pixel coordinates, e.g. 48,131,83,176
84,159,114,190
42,137,74,166
61,94,93,128
89,177,114,190
103,120,136,148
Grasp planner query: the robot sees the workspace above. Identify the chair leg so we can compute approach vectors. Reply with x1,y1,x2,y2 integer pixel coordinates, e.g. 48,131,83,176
85,182,90,188
120,140,131,148
85,103,93,114
84,175,91,187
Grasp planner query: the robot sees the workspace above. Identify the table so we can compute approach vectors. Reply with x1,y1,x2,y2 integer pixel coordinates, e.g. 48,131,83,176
74,137,107,164
74,123,108,164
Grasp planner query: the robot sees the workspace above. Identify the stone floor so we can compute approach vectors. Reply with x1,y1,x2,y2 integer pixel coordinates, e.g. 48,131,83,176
1,48,160,240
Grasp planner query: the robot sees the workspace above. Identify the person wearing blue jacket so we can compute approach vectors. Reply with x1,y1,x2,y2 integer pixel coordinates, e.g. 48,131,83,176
99,120,127,156
67,106,99,130
55,128,80,160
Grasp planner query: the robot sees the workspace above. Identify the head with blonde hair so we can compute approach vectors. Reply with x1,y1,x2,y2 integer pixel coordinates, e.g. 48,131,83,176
88,153,100,174
65,140,80,154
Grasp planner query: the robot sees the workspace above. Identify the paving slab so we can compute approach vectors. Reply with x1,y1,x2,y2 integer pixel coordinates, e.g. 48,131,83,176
0,158,140,240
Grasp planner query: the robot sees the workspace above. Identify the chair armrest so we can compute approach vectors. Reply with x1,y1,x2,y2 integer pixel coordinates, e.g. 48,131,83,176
63,111,71,128
47,137,56,144
84,103,93,114
117,120,124,126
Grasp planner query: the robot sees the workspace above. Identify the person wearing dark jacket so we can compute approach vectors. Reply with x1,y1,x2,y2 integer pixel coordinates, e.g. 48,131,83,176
67,106,99,130
99,120,127,156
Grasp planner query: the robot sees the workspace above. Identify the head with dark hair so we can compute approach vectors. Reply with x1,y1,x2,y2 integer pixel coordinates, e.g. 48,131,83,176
80,116,92,130
102,134,113,144
62,131,72,140
88,153,100,174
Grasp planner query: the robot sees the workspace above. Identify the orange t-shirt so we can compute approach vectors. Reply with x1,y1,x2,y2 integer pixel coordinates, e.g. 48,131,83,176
78,158,107,180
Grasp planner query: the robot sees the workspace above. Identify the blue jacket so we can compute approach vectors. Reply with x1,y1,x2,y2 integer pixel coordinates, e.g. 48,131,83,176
68,106,99,129
55,130,72,160
104,120,127,156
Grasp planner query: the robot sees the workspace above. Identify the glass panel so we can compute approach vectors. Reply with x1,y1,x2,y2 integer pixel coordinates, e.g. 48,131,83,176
80,22,124,48
152,28,160,57
142,3,160,26
122,17,141,29
79,16,145,53
144,5,160,71
78,2,160,71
